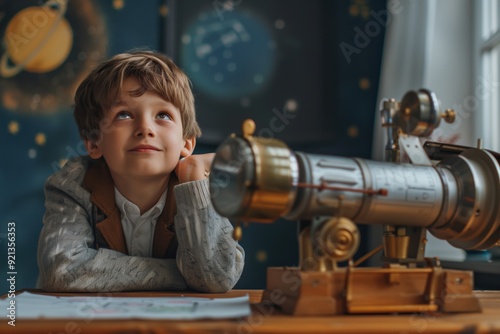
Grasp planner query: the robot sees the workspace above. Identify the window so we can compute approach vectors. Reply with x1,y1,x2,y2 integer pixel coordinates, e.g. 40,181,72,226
475,0,500,151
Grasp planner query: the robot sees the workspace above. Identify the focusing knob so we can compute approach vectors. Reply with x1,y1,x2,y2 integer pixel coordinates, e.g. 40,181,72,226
398,89,441,137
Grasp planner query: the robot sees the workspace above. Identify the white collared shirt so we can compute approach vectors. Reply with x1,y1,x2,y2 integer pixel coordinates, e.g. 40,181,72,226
114,188,167,257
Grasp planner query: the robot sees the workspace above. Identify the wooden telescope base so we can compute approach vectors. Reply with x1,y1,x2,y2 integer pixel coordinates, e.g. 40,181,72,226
261,266,481,315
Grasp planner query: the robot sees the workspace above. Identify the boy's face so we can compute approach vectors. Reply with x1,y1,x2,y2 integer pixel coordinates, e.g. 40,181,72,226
85,76,195,182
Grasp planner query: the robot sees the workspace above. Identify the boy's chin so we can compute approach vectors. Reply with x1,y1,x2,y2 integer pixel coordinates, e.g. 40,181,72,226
126,168,173,180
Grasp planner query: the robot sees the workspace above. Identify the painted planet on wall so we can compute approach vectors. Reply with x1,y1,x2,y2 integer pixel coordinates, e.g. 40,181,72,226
180,10,276,100
0,0,72,77
0,0,107,114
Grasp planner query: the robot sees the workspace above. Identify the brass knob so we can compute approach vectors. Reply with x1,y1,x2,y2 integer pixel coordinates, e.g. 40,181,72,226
242,119,256,138
441,109,456,124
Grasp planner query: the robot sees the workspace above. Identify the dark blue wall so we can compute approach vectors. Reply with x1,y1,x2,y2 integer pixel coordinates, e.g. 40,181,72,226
0,0,386,293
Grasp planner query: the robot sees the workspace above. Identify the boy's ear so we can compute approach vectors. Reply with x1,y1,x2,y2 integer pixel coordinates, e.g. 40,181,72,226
180,137,196,158
85,140,103,159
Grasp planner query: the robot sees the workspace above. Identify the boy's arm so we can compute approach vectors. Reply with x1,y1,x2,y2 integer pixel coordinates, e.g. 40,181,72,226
37,157,188,292
174,179,245,293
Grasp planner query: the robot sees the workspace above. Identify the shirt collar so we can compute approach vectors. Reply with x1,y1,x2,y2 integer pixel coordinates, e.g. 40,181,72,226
114,187,167,222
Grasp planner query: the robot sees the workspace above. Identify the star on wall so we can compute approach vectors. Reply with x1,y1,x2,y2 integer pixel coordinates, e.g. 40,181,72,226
35,133,46,146
8,121,19,134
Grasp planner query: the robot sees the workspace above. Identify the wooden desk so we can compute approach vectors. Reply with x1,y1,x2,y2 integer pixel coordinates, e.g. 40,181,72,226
2,290,500,333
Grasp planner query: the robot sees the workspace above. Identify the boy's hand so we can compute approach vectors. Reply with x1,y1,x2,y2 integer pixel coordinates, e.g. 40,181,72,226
175,153,215,184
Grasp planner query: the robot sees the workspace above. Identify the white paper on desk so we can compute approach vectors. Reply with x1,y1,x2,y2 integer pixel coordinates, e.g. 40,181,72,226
2,292,251,320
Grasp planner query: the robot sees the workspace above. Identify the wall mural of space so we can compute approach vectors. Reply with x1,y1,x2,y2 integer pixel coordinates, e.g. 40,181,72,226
0,0,386,293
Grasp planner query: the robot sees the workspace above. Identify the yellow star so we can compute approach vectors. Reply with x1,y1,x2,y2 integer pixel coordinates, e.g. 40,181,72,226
349,5,359,16
255,250,268,263
359,78,370,90
347,126,359,138
361,8,370,19
8,121,19,134
349,0,370,19
159,4,168,17
113,0,124,10
35,133,46,146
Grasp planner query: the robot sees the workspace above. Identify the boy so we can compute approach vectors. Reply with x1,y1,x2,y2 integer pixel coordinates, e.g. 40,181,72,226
37,50,244,292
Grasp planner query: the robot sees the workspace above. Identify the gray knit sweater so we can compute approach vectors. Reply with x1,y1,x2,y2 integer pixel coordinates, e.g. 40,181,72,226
37,156,244,292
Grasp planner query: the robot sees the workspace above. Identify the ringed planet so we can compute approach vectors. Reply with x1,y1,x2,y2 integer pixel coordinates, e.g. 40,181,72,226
0,0,106,114
0,0,73,78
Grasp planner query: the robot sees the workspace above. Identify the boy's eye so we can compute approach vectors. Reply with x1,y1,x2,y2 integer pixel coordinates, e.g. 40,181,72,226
116,111,131,120
157,112,172,121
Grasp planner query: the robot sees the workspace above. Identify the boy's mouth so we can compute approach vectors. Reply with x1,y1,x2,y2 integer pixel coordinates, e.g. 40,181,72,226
129,144,161,152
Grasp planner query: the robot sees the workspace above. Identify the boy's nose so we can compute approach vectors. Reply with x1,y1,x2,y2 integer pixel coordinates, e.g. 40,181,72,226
134,118,156,137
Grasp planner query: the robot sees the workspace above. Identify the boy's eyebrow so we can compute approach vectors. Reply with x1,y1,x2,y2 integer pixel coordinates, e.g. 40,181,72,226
110,99,176,110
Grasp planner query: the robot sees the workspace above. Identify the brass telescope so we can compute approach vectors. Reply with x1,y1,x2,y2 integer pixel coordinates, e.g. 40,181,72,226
209,89,500,315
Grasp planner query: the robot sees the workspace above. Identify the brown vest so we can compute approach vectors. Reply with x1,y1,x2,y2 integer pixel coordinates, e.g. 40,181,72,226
82,158,178,259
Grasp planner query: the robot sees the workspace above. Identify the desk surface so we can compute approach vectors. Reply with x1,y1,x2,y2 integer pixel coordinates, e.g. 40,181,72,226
2,290,500,334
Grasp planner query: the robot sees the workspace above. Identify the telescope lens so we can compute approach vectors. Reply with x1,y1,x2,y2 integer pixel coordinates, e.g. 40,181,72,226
209,137,255,218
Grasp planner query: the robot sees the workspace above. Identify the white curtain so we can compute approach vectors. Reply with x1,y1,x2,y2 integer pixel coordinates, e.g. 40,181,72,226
369,0,474,262
372,0,473,161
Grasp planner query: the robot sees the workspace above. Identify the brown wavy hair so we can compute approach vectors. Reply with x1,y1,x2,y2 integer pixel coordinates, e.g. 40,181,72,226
74,50,201,142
